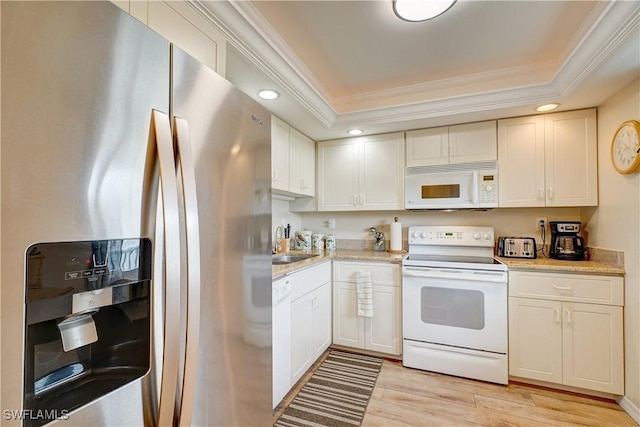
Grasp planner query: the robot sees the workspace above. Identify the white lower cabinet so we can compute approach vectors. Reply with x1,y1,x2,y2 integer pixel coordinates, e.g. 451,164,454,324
332,261,401,355
508,271,624,395
289,262,332,386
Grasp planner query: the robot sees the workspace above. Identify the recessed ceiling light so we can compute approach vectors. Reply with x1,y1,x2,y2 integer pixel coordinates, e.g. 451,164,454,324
535,103,560,112
258,89,279,100
393,0,457,22
347,129,364,136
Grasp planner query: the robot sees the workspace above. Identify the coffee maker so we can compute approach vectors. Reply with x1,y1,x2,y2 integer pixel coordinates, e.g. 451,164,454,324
549,221,587,261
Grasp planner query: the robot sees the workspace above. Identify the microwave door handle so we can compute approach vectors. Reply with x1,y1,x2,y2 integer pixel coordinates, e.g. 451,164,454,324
472,172,479,206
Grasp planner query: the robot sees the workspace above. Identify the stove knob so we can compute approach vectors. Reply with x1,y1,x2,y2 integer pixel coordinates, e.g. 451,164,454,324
483,232,492,240
473,232,481,240
420,232,427,238
411,231,418,239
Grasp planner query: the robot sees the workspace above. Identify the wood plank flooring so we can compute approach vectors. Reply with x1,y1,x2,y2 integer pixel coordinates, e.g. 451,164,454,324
275,349,638,426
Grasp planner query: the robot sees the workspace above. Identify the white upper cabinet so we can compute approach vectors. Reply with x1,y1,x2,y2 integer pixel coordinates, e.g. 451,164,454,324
271,115,316,197
406,121,497,166
271,115,291,192
112,1,225,74
317,133,404,211
498,109,598,207
289,127,315,197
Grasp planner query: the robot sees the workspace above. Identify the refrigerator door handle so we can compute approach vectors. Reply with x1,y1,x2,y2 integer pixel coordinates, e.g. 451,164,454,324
173,117,202,426
152,110,182,427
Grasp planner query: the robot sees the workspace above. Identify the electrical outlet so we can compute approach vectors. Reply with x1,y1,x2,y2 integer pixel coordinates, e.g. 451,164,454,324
536,217,547,230
327,218,336,229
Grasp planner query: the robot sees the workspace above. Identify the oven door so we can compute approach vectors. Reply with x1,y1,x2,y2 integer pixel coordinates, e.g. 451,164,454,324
402,266,507,353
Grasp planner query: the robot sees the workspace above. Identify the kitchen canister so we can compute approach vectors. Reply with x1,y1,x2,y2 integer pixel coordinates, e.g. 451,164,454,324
325,234,336,252
312,233,324,250
296,229,312,252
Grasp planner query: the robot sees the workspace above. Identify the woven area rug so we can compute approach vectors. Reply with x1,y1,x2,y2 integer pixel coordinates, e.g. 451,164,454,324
274,350,383,427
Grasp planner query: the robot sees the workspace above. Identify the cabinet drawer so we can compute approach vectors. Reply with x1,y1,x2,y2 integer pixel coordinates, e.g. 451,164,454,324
509,271,623,306
332,261,399,286
290,261,331,301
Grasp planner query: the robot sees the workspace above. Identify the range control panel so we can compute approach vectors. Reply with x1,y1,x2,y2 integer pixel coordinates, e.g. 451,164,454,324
408,226,495,247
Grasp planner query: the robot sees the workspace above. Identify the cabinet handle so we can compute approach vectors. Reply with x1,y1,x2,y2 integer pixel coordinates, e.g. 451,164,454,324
537,188,544,200
565,309,571,324
553,285,572,291
555,308,560,323
272,170,277,181
353,195,358,206
360,195,365,205
547,187,554,200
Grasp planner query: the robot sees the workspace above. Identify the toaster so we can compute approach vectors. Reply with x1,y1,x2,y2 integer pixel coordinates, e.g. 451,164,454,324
497,237,537,259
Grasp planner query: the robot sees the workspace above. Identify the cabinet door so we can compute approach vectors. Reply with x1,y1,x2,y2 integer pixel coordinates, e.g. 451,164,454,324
367,285,401,355
508,297,562,383
271,115,290,192
449,121,497,164
311,283,332,360
290,295,312,385
289,127,315,196
317,139,358,211
147,1,222,73
544,109,598,207
562,302,623,394
405,127,449,166
332,282,365,349
359,133,405,210
498,116,546,207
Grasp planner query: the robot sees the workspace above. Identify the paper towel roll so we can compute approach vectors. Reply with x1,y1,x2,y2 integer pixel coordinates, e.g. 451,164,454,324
390,217,402,252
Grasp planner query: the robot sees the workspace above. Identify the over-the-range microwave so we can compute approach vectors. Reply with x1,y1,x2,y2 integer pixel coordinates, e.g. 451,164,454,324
405,161,498,210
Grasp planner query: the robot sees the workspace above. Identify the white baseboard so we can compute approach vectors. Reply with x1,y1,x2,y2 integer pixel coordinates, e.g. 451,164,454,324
618,396,640,425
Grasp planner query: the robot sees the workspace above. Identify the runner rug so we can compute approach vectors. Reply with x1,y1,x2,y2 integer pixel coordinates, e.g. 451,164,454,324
274,349,383,427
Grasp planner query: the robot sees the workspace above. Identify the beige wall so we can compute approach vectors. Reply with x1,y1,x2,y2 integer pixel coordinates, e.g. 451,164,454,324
582,78,640,416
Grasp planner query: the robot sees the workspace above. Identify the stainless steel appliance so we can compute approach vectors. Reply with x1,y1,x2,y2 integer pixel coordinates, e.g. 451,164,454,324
549,221,587,261
1,2,271,426
497,236,537,258
402,226,508,384
404,161,498,210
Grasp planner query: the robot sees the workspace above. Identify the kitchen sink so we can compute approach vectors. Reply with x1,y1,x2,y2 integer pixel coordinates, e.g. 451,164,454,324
272,254,318,265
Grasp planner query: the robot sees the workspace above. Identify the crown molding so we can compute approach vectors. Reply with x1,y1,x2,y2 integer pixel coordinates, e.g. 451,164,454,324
194,0,640,132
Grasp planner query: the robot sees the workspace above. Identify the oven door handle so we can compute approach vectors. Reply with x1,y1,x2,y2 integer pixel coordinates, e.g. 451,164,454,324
403,267,507,283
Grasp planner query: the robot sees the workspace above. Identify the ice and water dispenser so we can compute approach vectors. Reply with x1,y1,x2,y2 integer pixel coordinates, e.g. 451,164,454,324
23,239,152,426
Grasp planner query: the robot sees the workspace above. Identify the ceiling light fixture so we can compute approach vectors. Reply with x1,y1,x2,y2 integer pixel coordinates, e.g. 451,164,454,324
535,103,560,112
258,89,279,100
393,0,457,22
347,129,364,136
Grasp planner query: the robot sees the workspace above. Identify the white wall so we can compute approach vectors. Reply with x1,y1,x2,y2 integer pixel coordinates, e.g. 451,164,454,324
299,207,580,248
581,78,640,416
272,198,302,243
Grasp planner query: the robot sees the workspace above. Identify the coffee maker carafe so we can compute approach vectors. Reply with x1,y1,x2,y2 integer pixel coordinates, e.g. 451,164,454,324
549,221,586,261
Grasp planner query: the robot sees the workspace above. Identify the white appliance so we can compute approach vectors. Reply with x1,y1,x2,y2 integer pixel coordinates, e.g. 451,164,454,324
402,226,508,384
272,276,292,408
404,161,498,210
1,2,272,426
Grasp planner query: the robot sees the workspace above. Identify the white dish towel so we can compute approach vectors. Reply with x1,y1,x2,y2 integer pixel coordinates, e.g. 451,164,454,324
356,271,373,317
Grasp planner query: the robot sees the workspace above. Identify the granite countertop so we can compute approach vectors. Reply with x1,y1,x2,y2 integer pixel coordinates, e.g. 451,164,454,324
496,255,625,276
272,249,405,279
273,249,625,279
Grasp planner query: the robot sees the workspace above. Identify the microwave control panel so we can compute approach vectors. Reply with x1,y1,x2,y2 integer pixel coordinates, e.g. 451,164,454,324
479,172,498,206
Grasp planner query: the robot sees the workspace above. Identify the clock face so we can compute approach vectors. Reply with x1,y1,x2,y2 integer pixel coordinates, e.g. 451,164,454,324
611,121,640,174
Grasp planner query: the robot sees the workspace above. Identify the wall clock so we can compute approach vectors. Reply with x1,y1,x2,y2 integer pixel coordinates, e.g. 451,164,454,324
611,120,640,174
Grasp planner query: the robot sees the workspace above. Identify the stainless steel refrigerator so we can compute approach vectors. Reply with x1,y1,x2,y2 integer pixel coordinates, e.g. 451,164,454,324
1,2,272,426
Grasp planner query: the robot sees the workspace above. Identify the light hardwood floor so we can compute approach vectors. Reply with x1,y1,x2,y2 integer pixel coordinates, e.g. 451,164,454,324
275,349,638,426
